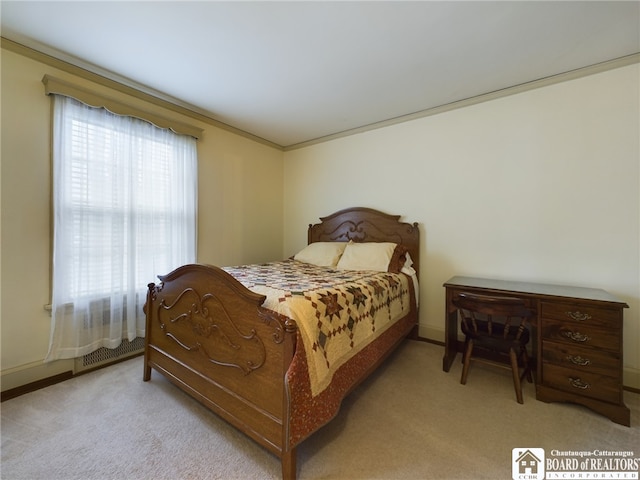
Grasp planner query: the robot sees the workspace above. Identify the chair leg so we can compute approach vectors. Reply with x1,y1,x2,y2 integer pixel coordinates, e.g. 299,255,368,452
509,348,524,404
460,339,473,385
519,347,533,383
461,338,468,363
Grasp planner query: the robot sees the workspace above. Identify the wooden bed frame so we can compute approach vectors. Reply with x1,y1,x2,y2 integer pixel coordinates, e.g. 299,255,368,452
143,207,419,479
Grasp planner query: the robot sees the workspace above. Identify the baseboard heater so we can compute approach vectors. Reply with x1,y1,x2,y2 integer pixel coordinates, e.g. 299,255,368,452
74,337,145,373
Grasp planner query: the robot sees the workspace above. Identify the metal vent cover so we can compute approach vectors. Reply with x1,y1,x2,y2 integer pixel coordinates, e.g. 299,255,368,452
75,337,145,372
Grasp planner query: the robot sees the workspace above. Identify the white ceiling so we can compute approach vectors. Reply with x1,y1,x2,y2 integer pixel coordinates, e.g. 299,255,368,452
2,1,639,148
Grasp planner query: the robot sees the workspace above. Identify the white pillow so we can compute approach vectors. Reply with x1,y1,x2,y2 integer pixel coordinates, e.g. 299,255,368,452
336,242,397,272
293,242,347,267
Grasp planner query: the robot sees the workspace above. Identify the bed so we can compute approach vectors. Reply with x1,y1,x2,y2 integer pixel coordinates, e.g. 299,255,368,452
143,207,420,479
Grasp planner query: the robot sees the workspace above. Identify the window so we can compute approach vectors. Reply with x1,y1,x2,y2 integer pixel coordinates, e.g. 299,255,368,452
46,95,197,361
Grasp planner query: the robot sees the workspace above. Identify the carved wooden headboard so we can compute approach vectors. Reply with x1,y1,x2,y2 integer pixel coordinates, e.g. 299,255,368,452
307,207,420,278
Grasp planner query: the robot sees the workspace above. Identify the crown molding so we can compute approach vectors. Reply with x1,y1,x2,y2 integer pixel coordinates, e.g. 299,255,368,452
3,36,637,152
1,37,283,150
284,52,640,151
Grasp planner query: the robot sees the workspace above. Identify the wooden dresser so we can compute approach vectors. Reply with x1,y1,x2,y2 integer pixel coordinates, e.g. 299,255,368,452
443,276,630,426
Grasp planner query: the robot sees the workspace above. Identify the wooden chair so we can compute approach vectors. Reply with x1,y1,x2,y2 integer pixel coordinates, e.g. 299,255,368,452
453,292,534,404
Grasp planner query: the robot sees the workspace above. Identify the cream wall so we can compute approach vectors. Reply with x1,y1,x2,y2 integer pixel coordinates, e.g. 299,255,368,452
283,64,640,388
2,44,638,391
0,48,284,390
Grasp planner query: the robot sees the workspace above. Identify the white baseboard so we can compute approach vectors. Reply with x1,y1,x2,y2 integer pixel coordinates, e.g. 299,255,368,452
623,367,640,391
1,358,74,392
418,324,445,344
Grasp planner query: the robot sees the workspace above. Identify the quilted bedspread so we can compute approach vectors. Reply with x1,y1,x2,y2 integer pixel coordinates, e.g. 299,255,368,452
224,259,413,396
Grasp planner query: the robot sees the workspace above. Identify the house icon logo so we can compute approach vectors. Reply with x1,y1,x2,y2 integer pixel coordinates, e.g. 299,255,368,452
512,448,545,480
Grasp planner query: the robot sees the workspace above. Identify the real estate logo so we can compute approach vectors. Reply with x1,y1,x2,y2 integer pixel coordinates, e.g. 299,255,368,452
512,448,545,480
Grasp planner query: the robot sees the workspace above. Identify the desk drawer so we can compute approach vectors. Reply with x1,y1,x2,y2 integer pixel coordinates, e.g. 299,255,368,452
541,319,620,351
542,341,620,378
541,302,620,328
542,363,621,404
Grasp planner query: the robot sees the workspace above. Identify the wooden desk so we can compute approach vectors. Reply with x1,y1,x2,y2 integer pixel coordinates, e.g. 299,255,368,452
443,276,630,426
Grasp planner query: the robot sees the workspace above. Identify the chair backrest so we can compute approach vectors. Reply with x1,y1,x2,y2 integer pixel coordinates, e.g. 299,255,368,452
453,292,534,341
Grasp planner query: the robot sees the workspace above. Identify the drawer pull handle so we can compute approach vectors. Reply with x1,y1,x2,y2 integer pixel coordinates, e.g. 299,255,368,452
566,311,592,322
566,355,591,366
569,377,591,390
562,330,591,343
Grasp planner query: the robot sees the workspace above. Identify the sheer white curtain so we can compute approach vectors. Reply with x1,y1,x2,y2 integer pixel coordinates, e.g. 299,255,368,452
46,95,197,361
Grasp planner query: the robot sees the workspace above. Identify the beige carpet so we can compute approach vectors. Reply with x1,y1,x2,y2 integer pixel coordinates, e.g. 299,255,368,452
2,341,638,479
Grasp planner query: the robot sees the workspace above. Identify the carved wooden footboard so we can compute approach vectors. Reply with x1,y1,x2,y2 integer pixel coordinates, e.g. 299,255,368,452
143,207,420,480
143,264,299,476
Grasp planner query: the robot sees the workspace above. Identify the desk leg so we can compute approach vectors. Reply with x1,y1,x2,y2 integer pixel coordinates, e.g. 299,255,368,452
442,296,458,372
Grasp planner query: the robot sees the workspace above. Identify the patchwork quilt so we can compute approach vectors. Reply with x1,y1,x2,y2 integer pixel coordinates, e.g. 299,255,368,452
224,259,413,396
